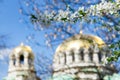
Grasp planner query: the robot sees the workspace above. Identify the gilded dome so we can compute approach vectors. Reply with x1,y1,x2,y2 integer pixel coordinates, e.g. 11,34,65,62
13,43,32,53
56,34,105,53
10,43,34,58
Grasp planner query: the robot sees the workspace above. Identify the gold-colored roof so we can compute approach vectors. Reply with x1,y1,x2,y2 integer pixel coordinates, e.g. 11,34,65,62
10,43,34,59
13,43,32,53
56,34,105,53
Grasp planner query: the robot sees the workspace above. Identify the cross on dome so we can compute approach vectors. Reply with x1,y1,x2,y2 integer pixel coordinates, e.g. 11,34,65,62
20,42,24,46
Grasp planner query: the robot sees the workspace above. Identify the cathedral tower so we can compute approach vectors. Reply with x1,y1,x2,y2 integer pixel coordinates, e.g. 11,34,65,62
4,43,40,80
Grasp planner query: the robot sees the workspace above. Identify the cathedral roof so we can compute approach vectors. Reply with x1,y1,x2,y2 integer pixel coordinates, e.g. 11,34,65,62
56,34,105,53
13,43,32,53
10,43,34,58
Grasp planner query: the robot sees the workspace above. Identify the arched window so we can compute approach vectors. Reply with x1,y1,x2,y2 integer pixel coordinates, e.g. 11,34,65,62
12,55,16,66
13,58,16,65
81,50,84,61
98,52,102,62
28,55,33,66
89,52,93,61
72,52,75,62
64,53,66,64
20,55,24,64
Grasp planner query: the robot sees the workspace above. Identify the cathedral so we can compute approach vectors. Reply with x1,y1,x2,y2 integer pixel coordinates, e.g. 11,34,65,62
52,34,116,80
3,33,116,80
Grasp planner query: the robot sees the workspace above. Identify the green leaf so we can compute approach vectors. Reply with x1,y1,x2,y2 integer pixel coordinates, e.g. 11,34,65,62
108,0,114,3
30,14,37,19
109,44,115,48
114,26,120,31
114,51,119,55
61,18,67,21
78,10,86,16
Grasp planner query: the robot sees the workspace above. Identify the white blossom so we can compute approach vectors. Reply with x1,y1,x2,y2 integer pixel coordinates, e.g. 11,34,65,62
32,0,120,26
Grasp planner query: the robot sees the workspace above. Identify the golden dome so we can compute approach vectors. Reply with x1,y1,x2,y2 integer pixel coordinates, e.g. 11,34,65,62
56,34,105,53
13,43,32,53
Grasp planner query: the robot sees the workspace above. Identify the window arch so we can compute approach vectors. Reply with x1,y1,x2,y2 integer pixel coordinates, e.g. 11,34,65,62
20,55,24,64
98,52,102,62
81,50,84,61
28,55,33,66
72,51,75,62
12,55,16,66
89,52,93,62
13,58,16,65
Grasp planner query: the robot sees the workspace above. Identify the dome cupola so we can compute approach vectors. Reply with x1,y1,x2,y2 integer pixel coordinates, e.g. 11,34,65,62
56,34,105,53
5,43,41,80
53,34,116,80
9,43,34,72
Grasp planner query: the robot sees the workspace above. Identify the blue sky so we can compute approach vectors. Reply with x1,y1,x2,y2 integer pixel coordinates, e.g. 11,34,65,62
0,0,54,79
0,0,29,45
0,0,50,80
0,0,28,79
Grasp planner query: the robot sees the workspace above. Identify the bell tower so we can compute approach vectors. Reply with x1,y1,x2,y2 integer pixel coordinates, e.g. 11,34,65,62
4,43,40,80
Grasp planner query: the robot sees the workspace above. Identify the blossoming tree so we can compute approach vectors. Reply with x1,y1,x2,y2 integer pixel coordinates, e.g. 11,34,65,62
19,0,120,62
19,0,120,79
